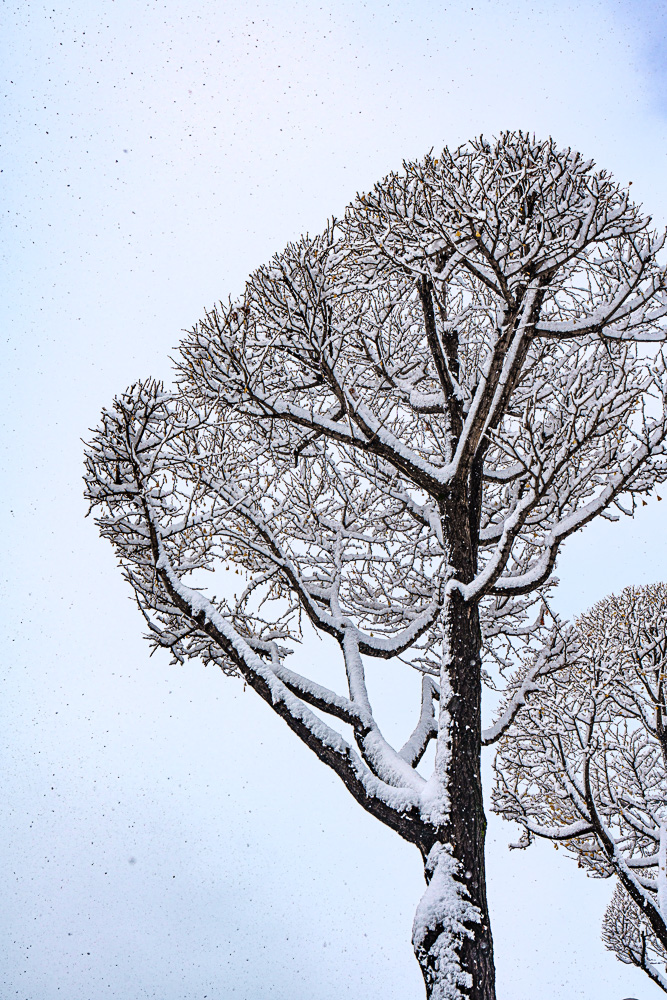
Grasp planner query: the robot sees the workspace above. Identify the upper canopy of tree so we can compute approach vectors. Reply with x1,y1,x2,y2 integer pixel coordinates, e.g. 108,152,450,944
85,131,667,681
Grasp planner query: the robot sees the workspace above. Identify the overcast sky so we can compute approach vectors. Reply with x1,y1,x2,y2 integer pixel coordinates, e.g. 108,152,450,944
3,2,667,998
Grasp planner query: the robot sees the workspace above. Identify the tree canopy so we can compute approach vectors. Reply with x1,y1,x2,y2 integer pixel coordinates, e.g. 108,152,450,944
495,584,667,993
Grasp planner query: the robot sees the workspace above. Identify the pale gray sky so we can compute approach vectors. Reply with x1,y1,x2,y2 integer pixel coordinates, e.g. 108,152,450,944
2,2,667,998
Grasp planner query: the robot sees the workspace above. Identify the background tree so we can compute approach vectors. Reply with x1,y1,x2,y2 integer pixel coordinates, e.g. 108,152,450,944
494,584,667,993
85,133,667,1000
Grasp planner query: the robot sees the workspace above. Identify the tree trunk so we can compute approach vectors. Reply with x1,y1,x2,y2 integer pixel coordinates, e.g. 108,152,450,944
411,492,496,1000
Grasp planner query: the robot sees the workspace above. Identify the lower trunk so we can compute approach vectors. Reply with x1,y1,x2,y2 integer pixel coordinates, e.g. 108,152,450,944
412,587,495,1000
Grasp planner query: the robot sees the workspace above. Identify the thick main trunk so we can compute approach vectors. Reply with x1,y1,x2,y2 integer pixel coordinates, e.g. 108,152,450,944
412,492,495,1000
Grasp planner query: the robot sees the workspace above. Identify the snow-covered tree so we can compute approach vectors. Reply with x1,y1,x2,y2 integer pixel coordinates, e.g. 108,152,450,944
494,583,667,994
84,133,667,1000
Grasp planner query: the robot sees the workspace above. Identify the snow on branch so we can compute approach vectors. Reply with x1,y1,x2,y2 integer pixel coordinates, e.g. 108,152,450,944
482,629,574,745
400,675,440,766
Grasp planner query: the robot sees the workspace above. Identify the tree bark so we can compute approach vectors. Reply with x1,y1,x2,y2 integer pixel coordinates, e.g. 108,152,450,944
445,591,495,999
412,490,496,1000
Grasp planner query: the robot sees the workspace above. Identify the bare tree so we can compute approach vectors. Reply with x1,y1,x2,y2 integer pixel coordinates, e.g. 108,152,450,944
494,584,667,993
84,133,667,1000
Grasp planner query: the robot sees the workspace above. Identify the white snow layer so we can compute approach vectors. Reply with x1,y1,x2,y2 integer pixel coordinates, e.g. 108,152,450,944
412,843,481,1000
